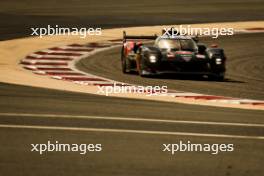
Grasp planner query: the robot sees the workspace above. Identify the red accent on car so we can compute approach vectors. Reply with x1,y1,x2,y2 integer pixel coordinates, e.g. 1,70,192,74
167,52,175,58
124,41,135,55
175,51,192,55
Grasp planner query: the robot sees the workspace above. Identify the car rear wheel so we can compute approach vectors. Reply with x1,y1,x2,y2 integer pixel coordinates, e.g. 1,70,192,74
121,47,129,73
138,59,151,77
138,64,144,77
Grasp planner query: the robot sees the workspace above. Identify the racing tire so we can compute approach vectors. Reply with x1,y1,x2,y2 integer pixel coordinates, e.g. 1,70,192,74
121,47,130,74
138,59,150,77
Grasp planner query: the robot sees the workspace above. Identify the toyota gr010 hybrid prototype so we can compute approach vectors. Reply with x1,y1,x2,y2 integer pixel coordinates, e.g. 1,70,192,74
121,30,227,81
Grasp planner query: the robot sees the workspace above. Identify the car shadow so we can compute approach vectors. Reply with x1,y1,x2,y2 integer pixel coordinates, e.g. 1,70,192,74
124,71,245,83
147,74,245,83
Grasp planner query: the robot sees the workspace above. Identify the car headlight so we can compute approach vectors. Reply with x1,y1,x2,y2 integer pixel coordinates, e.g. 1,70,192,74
149,55,157,63
215,58,222,64
209,52,213,59
196,54,206,59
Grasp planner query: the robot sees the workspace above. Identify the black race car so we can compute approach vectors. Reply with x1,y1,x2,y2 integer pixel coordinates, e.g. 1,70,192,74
121,30,226,81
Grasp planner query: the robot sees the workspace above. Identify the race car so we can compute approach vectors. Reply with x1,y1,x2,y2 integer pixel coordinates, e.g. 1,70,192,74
121,30,226,81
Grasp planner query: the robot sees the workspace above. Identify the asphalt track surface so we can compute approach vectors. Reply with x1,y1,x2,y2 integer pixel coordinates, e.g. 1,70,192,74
0,38,263,174
0,82,264,175
1,0,264,175
77,33,264,100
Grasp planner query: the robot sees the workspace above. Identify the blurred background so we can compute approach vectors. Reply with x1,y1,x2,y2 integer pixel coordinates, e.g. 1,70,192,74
0,0,263,40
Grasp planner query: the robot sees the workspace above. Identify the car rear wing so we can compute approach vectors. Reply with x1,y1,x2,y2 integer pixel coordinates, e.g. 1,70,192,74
123,30,199,43
123,31,158,43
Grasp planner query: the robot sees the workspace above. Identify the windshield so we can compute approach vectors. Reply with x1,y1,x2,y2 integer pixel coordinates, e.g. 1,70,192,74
157,39,197,52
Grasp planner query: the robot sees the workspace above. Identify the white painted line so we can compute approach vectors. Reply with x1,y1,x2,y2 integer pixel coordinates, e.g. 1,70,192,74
170,93,204,96
51,76,63,80
209,99,264,104
0,113,263,127
22,59,68,63
73,81,112,85
25,65,70,68
45,49,88,54
28,53,76,59
0,124,263,140
236,29,264,33
33,70,46,75
63,46,94,50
